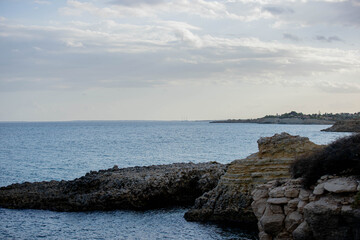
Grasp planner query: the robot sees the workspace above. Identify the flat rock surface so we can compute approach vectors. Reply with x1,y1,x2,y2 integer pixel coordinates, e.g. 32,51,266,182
0,162,226,211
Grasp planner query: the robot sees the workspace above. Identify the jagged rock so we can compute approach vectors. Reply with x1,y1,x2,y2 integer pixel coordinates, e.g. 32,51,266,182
0,162,226,211
322,120,360,132
185,133,321,225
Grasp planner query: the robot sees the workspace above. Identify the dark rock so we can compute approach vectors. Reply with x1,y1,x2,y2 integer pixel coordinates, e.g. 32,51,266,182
322,120,360,132
304,198,360,240
0,162,226,211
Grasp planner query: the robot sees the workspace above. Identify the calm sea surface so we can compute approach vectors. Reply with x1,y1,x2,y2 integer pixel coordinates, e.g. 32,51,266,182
0,121,350,239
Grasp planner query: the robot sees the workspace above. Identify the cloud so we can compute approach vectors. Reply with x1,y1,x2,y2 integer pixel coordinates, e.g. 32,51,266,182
315,35,343,42
34,0,51,5
283,33,301,42
1,18,359,94
262,6,294,15
109,0,165,6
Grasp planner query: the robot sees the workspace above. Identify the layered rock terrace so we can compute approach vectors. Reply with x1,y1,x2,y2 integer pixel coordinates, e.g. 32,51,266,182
184,133,323,224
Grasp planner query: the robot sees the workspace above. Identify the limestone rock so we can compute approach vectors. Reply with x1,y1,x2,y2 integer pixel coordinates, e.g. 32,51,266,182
285,211,303,232
313,183,325,195
298,189,311,201
285,188,299,198
0,162,226,211
267,198,289,205
292,221,314,240
186,133,321,224
260,212,285,235
252,199,267,219
270,187,285,198
323,177,358,193
304,197,360,240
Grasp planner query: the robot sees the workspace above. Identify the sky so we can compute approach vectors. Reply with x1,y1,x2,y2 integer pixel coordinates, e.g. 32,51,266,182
0,0,359,121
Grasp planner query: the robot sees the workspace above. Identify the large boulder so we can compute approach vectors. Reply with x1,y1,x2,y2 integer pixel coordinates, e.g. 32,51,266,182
0,162,226,211
184,133,322,225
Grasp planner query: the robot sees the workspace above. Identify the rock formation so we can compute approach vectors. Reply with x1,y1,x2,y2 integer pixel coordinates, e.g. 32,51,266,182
252,176,360,240
184,133,322,225
322,120,360,132
0,162,226,211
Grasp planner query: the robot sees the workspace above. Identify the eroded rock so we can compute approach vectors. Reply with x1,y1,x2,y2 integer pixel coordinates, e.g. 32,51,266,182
0,162,226,211
185,133,321,225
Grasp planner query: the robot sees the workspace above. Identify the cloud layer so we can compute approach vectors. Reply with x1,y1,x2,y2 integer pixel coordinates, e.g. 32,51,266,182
0,0,359,120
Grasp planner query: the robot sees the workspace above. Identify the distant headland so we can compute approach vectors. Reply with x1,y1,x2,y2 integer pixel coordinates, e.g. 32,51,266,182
210,111,360,125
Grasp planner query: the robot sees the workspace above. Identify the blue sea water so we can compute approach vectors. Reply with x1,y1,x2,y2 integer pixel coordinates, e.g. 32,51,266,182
0,121,351,239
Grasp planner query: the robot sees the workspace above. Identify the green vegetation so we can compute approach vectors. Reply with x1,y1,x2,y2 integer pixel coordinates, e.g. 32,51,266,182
264,111,360,121
290,134,360,188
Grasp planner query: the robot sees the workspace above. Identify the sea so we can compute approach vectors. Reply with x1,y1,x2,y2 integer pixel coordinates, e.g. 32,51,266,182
0,121,351,240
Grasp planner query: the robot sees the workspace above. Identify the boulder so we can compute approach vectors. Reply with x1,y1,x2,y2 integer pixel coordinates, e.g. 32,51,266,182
260,210,285,235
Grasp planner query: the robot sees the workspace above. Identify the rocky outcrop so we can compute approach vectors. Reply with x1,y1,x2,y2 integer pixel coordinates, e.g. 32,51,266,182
322,120,360,132
0,162,226,211
184,133,322,225
252,176,360,240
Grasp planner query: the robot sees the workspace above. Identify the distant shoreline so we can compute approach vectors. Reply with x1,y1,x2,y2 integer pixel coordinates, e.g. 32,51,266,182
211,111,360,125
210,117,334,125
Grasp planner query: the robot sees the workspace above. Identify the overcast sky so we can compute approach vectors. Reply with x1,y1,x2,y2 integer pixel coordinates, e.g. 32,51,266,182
0,0,359,121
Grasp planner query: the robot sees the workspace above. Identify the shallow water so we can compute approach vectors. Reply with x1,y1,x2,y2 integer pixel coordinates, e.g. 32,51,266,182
0,121,350,239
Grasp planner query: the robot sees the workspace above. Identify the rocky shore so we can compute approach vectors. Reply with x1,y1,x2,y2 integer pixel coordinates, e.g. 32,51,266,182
0,162,226,211
1,132,359,240
322,120,360,132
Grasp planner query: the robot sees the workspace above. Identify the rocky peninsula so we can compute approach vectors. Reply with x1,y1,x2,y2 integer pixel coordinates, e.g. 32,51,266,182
0,162,226,211
322,120,360,132
1,132,359,240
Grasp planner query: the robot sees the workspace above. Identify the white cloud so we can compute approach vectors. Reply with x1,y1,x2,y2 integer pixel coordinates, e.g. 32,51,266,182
34,0,51,5
1,17,359,93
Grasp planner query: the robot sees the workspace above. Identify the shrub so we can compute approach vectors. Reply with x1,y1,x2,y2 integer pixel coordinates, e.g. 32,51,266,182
290,133,360,188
